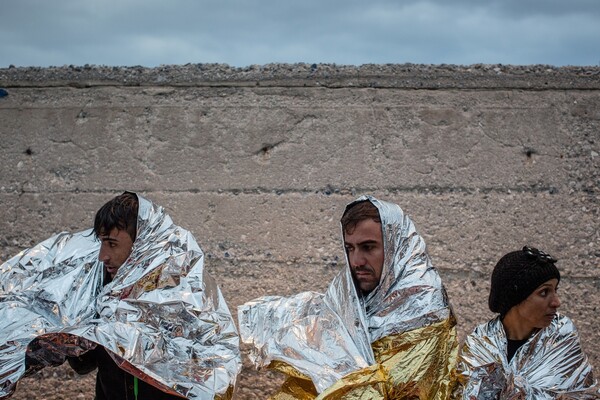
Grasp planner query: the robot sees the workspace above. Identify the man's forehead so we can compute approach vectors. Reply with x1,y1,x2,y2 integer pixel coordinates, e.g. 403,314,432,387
99,228,125,240
344,219,382,242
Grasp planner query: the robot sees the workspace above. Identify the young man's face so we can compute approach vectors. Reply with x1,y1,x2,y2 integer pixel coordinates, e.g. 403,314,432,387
344,218,385,295
98,228,134,279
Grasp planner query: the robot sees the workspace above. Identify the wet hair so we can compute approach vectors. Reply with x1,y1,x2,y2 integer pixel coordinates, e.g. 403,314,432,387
93,192,139,242
341,200,381,234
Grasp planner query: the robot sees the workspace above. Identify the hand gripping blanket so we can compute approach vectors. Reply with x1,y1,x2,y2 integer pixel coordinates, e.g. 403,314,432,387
0,194,241,399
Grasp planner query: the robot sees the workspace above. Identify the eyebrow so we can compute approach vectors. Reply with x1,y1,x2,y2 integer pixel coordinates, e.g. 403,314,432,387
100,237,118,243
538,283,556,289
345,240,379,246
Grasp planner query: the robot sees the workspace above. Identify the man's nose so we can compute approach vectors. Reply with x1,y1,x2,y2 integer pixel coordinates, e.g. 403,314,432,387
98,247,109,262
350,251,366,268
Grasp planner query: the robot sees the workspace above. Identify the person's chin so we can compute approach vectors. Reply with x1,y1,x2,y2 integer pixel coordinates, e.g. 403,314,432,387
358,282,376,294
544,313,557,323
536,314,556,328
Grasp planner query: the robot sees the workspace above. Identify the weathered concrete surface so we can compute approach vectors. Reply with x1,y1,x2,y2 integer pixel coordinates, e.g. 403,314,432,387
0,64,599,399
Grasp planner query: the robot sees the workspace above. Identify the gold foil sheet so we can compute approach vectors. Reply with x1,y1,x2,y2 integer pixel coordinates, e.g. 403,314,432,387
269,317,458,399
240,196,457,398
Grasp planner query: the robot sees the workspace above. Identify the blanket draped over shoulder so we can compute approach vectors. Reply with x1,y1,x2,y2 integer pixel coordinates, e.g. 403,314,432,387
0,194,241,399
455,314,598,399
239,195,458,399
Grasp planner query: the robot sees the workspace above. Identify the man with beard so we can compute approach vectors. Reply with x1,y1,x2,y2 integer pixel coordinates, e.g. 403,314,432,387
239,195,458,399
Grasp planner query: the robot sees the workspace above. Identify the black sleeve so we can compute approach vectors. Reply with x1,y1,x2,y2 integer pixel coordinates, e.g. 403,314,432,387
24,353,43,375
67,348,99,375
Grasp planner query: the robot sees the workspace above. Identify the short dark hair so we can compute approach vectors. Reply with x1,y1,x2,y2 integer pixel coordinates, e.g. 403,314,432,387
93,192,139,242
341,200,381,234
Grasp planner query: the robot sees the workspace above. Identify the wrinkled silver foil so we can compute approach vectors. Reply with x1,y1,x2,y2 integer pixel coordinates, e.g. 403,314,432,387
0,194,241,399
238,195,452,393
457,314,598,399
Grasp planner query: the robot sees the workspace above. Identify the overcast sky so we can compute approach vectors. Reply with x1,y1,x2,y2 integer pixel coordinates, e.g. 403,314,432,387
2,0,599,68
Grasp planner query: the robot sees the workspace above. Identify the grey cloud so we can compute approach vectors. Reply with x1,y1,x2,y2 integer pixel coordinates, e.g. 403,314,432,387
1,0,599,67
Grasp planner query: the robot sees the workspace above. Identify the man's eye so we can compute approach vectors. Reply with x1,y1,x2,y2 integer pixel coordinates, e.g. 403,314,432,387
540,289,547,296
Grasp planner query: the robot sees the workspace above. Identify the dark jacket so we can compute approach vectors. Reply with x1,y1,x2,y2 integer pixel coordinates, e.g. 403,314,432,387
68,346,183,400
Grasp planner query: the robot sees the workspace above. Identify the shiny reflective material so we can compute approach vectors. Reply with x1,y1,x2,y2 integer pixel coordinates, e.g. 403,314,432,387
456,314,598,399
0,195,241,399
239,195,457,398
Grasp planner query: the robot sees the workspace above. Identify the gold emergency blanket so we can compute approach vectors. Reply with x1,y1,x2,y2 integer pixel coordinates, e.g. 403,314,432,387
0,194,241,399
455,314,598,399
270,317,458,400
239,195,458,399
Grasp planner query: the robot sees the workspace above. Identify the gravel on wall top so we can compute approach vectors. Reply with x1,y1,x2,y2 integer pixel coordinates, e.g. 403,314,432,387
1,63,600,89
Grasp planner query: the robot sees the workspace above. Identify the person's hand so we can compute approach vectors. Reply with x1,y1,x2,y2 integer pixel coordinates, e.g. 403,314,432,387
26,333,98,368
26,336,67,368
73,336,97,355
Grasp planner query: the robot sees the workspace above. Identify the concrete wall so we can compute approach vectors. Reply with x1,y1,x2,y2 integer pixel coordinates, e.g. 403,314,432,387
1,64,599,398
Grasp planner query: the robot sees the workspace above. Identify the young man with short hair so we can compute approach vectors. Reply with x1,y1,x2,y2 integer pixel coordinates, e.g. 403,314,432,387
94,191,138,283
2,192,240,400
68,192,186,400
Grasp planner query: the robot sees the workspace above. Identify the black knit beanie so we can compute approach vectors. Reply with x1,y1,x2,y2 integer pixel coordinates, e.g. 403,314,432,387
489,246,560,316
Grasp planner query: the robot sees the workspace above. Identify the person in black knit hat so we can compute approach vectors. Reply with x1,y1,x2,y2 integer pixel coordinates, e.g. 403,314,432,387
488,246,560,317
455,246,597,398
488,246,561,360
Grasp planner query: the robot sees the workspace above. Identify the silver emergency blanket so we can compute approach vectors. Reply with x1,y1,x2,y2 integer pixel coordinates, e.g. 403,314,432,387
238,195,453,393
456,313,598,399
0,194,241,399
